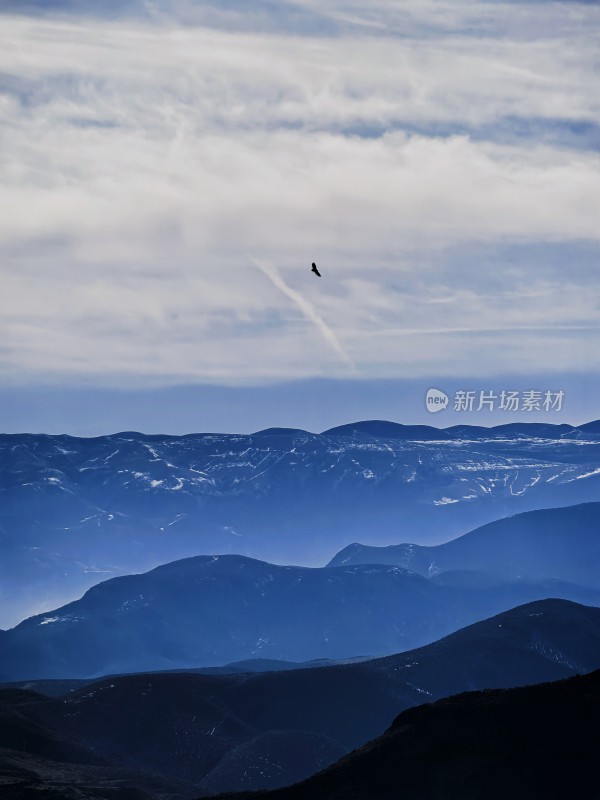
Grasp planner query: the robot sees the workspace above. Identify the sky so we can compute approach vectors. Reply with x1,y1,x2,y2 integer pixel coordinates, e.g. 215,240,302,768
1,0,599,434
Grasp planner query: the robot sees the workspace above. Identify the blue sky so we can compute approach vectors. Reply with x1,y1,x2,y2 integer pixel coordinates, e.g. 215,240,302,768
1,373,597,436
0,1,599,434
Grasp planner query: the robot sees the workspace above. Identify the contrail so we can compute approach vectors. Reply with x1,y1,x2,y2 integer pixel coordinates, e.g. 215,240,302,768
251,258,355,369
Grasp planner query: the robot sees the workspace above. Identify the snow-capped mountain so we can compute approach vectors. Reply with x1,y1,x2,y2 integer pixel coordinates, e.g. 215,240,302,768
1,420,599,628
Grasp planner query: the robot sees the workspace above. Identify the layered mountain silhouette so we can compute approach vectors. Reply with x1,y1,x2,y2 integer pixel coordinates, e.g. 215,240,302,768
217,668,600,800
2,422,600,628
329,501,600,587
1,657,365,700
3,543,600,680
0,686,193,799
1,599,599,798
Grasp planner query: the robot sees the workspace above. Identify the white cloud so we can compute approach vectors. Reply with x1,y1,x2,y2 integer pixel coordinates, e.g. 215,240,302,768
0,5,599,386
252,258,356,369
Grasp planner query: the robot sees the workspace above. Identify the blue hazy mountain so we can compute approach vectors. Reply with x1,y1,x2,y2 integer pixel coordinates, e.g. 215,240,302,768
0,657,366,699
329,501,600,587
222,667,600,800
1,421,600,627
1,600,599,798
2,546,600,681
321,421,454,439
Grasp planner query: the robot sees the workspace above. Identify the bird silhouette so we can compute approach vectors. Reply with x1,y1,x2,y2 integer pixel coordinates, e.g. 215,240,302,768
311,262,321,277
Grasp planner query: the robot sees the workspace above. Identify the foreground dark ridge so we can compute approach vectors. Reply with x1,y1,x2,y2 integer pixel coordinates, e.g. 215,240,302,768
213,668,600,800
1,599,599,798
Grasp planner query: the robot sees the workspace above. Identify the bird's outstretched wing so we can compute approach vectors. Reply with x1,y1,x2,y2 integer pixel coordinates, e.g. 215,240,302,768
311,262,322,277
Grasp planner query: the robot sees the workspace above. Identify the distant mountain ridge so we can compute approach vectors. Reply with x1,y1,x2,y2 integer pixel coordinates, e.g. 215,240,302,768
2,421,600,628
255,418,600,441
328,501,600,587
1,599,600,798
319,419,590,440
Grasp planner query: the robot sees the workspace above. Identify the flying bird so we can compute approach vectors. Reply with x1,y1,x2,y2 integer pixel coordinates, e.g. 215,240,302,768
311,262,321,277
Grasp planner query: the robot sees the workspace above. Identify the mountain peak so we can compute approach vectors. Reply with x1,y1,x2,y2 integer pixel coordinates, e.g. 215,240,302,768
251,427,313,437
321,420,451,440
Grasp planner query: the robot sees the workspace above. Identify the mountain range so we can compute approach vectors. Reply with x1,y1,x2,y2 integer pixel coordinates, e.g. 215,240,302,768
1,599,599,798
329,501,600,587
3,544,600,681
3,496,600,679
2,420,600,628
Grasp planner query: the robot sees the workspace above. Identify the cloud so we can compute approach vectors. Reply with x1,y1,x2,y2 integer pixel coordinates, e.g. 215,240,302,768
0,5,598,387
251,258,356,369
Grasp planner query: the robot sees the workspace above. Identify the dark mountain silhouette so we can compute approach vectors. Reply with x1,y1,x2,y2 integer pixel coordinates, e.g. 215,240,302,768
0,687,188,800
3,544,600,680
329,501,600,588
199,730,345,795
2,423,600,628
0,600,600,800
444,421,577,438
0,657,370,699
1,600,599,798
321,420,452,439
216,668,600,800
251,428,313,436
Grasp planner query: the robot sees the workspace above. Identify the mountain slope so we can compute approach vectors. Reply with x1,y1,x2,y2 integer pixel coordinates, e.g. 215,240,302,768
2,422,600,628
215,668,600,800
2,599,599,797
0,555,465,679
0,688,191,800
3,546,600,680
329,501,600,587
